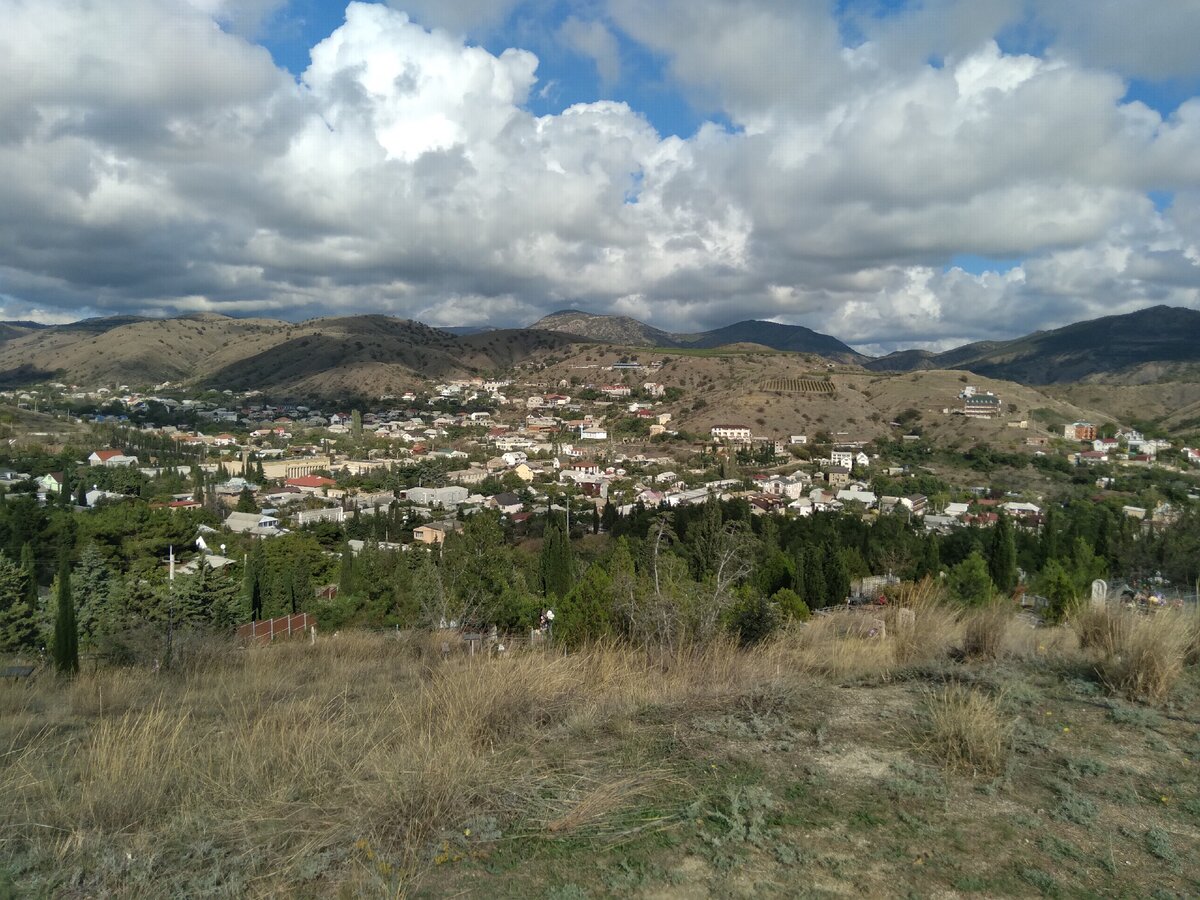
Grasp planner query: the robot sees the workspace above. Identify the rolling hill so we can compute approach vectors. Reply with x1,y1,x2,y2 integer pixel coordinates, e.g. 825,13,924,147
530,310,865,363
865,306,1200,384
0,314,582,398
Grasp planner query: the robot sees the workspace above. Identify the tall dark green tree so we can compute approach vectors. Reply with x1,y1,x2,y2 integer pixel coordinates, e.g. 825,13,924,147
52,559,79,675
802,544,829,608
245,543,265,621
0,552,37,652
823,544,851,606
235,487,257,513
600,500,618,534
988,514,1018,594
338,543,356,598
539,516,573,600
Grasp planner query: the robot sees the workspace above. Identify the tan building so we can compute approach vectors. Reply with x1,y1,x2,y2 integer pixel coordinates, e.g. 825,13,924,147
261,456,334,480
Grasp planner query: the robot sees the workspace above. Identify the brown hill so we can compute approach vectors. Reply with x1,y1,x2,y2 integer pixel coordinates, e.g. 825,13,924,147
0,313,583,397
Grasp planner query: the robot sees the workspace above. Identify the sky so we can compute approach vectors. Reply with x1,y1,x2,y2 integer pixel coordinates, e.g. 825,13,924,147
3,0,1200,354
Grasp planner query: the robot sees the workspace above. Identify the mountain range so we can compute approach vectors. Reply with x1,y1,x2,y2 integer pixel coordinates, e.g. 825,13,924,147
0,304,1197,396
529,309,866,363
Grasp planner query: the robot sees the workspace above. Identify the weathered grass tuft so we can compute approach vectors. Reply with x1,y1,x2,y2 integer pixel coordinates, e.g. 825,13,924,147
887,578,961,668
1073,604,1133,657
963,603,1013,660
1097,611,1192,704
915,684,1011,776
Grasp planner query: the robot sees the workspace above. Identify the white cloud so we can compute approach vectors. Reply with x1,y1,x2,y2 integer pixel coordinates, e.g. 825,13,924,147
559,17,621,85
0,0,1198,352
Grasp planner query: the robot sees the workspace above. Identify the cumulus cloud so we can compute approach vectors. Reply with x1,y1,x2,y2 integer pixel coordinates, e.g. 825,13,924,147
559,17,621,85
0,0,1199,351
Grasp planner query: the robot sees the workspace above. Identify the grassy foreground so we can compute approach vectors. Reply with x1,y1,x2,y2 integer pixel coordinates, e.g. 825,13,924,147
2,603,1199,898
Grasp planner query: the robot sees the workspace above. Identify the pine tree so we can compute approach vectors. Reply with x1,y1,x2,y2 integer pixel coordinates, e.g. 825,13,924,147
0,552,36,652
351,409,363,440
209,567,242,629
988,513,1018,594
591,505,600,534
73,543,112,644
52,559,79,675
75,481,88,508
235,487,257,513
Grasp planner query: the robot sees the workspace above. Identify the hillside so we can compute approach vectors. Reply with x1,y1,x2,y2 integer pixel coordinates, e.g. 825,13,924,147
530,309,677,346
537,343,1103,462
530,309,863,361
4,620,1197,897
866,306,1200,384
0,314,581,398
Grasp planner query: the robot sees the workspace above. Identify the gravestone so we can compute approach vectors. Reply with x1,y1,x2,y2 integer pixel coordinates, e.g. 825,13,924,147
1090,579,1108,608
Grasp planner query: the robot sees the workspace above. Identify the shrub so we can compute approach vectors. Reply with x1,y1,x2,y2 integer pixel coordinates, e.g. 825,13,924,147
916,684,1011,776
772,588,810,622
1073,604,1131,657
1098,611,1192,704
962,603,1012,659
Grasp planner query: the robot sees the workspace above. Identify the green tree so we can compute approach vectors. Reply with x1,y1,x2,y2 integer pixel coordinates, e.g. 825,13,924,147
1039,559,1080,624
988,514,1018,594
338,543,356,598
73,543,113,644
556,563,615,648
948,550,994,606
772,587,811,622
245,543,265,621
755,550,796,598
729,588,780,646
539,516,573,600
822,544,851,606
235,487,257,513
52,559,79,675
0,552,37,652
351,409,363,439
600,500,618,534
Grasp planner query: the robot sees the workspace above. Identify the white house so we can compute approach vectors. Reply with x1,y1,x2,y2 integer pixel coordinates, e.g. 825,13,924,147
711,426,752,442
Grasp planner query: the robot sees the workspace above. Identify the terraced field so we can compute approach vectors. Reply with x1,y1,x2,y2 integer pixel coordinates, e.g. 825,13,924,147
760,377,836,394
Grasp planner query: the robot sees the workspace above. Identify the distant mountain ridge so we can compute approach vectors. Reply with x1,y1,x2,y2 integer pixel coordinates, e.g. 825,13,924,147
0,304,1197,394
864,305,1200,383
530,310,866,363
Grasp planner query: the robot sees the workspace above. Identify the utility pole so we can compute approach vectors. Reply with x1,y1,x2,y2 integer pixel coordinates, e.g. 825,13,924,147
165,545,175,667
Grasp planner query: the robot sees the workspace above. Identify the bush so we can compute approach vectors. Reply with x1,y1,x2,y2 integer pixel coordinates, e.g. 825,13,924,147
963,603,1012,659
729,592,781,647
916,684,1011,776
1097,611,1192,704
771,588,810,622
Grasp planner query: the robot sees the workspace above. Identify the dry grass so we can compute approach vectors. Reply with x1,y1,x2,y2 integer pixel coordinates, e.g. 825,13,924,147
887,578,962,668
963,603,1014,660
1,595,1195,895
1073,604,1134,657
0,633,806,896
915,684,1011,776
1095,610,1194,704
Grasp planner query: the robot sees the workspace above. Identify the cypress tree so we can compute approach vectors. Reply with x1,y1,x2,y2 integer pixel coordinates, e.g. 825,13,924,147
245,543,265,621
338,543,356,598
600,500,618,533
823,544,850,606
803,544,829,608
540,518,573,600
52,559,79,675
988,514,1018,594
